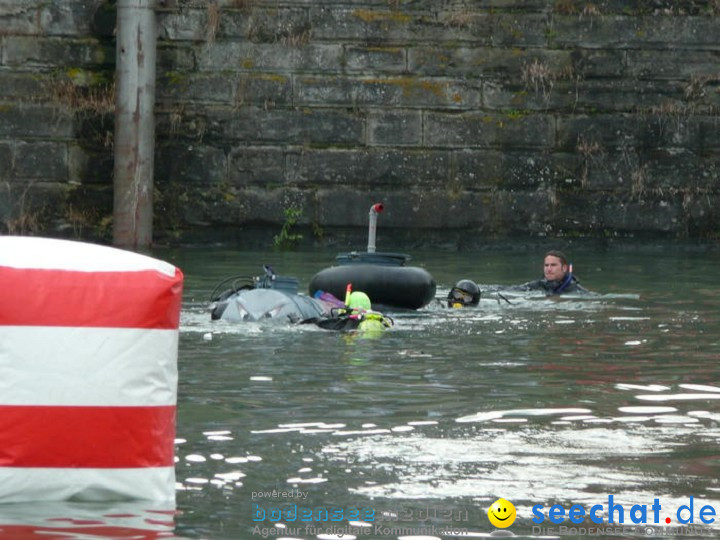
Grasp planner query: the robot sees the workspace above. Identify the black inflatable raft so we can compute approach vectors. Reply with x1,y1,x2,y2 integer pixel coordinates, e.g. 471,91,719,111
309,251,436,310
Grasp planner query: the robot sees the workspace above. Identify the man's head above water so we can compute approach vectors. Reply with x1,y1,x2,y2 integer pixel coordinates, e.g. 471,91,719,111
543,250,570,282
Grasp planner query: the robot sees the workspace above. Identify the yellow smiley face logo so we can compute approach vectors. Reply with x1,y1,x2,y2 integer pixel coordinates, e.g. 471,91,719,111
488,498,516,528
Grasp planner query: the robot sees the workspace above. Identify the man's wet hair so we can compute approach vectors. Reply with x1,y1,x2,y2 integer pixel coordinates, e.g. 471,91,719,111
545,250,569,266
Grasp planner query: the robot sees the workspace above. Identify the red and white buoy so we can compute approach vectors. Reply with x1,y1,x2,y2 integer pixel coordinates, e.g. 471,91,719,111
0,236,183,502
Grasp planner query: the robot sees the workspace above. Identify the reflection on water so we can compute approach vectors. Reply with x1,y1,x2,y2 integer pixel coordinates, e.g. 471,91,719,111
0,501,177,539
4,246,719,539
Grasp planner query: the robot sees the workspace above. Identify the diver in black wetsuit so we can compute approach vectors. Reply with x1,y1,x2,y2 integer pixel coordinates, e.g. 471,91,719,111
513,250,590,296
447,279,481,308
443,251,590,307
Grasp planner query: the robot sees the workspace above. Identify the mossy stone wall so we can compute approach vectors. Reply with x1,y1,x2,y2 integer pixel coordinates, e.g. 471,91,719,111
1,0,719,245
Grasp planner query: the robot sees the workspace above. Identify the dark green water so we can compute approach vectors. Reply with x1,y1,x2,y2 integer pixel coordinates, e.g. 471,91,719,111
3,244,720,540
168,245,720,540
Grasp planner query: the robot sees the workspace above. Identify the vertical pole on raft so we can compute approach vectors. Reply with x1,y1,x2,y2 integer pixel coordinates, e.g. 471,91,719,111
113,0,157,248
367,203,384,253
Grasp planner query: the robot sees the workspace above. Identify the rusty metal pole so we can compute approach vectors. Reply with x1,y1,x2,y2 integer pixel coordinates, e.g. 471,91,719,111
113,0,157,248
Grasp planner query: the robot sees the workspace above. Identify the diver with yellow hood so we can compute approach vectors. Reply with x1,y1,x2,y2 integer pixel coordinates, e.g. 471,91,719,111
314,285,393,333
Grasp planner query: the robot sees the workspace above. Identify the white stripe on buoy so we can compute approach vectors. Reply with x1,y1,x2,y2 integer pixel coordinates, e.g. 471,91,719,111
0,236,176,275
1,327,177,406
0,468,176,502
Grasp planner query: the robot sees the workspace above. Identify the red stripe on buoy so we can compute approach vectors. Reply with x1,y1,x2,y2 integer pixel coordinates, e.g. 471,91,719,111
0,405,176,468
0,268,183,329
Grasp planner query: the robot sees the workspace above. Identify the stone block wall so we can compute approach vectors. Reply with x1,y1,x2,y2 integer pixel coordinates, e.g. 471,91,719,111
0,0,115,238
1,0,719,245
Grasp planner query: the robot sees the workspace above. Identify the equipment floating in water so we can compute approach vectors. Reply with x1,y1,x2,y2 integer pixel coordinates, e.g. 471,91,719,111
210,265,329,323
309,203,436,310
209,267,393,334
